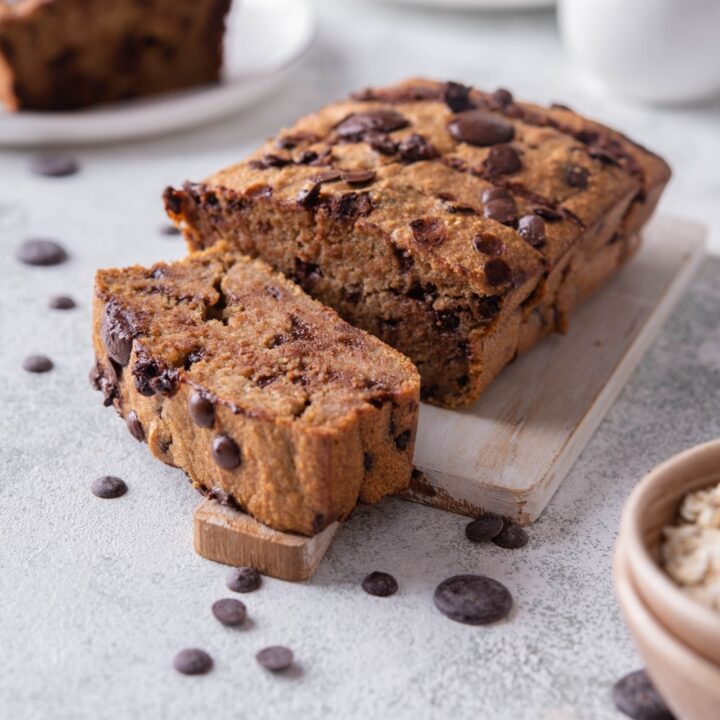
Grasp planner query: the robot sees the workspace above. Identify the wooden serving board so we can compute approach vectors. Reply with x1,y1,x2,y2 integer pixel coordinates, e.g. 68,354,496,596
403,216,706,525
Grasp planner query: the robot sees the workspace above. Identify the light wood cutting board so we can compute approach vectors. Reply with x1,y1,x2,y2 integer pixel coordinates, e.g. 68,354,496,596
403,216,706,525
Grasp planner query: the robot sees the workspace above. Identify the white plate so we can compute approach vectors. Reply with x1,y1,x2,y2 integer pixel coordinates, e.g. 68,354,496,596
376,0,553,8
0,0,315,146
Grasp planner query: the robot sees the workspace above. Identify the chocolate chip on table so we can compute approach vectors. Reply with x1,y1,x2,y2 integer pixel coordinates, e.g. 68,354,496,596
226,566,261,593
447,110,514,147
613,670,675,720
189,392,215,428
173,648,213,676
16,238,68,266
473,234,504,256
492,522,529,549
434,574,513,625
484,258,513,287
465,514,504,543
518,215,546,248
563,163,590,188
160,223,181,237
361,571,399,597
212,434,241,470
49,295,76,310
29,153,79,178
484,144,521,175
22,355,53,373
91,475,127,499
211,598,247,627
256,646,294,672
126,410,145,442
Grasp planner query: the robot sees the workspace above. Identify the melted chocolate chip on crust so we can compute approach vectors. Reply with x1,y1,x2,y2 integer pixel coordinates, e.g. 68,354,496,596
212,434,241,470
489,88,514,109
434,574,513,625
362,571,399,597
444,81,473,113
17,238,68,266
102,301,134,366
482,187,517,226
343,169,377,186
518,215,546,247
484,258,513,287
473,234,505,256
335,109,409,141
484,144,522,175
189,392,215,428
126,411,145,442
448,110,514,147
563,163,590,188
410,217,446,246
398,134,438,163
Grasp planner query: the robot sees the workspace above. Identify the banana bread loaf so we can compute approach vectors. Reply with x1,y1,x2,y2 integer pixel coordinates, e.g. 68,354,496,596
0,0,231,111
90,244,420,536
164,78,671,407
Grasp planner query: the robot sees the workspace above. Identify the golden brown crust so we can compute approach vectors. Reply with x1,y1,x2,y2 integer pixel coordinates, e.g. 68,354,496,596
164,78,671,407
91,244,420,536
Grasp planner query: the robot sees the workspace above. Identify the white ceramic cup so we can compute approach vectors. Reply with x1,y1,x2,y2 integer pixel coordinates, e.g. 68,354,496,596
558,0,720,103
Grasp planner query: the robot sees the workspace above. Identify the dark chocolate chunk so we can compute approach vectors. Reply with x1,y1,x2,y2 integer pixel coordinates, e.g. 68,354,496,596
465,514,504,542
173,648,213,675
531,204,563,221
256,646,294,672
448,110,514,147
16,238,68,266
367,132,398,156
477,294,502,318
482,186,517,226
126,411,145,442
22,355,53,373
29,153,79,178
410,217,446,246
226,566,261,593
398,134,438,163
489,88,514,109
189,392,215,428
343,169,376,186
563,163,590,188
361,571,399,597
613,670,675,720
518,215,546,247
293,258,323,288
311,169,342,184
473,234,505,256
434,310,461,333
335,109,409,140
49,295,76,310
363,452,374,472
492,522,529,549
296,181,322,208
444,81,473,113
91,475,127,499
394,430,411,450
327,192,375,221
484,258,513,287
212,435,241,470
434,574,513,625
160,223,181,237
484,144,521,175
211,598,247,627
102,301,134,366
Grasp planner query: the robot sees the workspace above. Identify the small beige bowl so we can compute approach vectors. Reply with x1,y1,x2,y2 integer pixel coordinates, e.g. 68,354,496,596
619,439,720,666
614,548,720,720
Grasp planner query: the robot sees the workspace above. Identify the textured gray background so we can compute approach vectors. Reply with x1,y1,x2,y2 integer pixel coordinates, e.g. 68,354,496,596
1,2,719,718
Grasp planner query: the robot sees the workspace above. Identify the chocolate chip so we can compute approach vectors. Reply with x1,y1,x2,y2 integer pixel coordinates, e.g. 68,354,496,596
563,163,590,188
465,514,504,542
434,310,461,333
342,169,376,186
367,132,398,156
293,258,323,288
482,187,517,226
477,294,502,318
256,646,294,672
102,301,134,366
91,475,127,499
226,566,261,593
189,392,215,428
613,670,675,720
518,215,546,247
484,258,513,287
296,181,322,208
473,234,504,256
30,153,79,178
49,295,76,310
335,109,409,140
311,169,342,184
160,223,181,236
327,192,374,221
530,204,563,221
484,144,521,175
126,411,145,442
22,355,53,373
212,435,241,470
16,238,68,266
398,134,438,163
448,110,514,147
173,648,213,675
211,598,247,627
410,217,446,246
489,88,514,109
361,571,399,597
492,522,528,549
394,430,411,450
363,452,374,471
434,574,513,625
444,81,473,112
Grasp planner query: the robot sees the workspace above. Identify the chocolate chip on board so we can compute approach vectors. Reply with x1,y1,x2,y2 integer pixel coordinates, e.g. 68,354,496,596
29,153,79,178
211,598,247,627
613,670,675,720
212,434,241,470
492,522,529,549
465,514,504,543
256,646,294,672
361,571,399,597
448,110,514,147
173,648,213,675
434,574,513,625
226,566,261,593
91,475,128,499
16,238,68,266
49,295,76,310
22,355,53,373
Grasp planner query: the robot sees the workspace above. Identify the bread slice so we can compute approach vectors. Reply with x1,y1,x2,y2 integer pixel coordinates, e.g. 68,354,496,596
0,0,231,111
91,244,420,536
163,78,671,407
